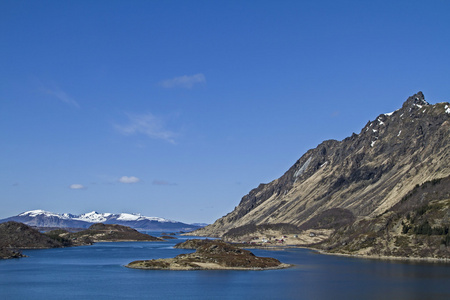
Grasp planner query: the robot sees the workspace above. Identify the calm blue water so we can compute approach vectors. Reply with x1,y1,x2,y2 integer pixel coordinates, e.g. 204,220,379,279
1,234,450,299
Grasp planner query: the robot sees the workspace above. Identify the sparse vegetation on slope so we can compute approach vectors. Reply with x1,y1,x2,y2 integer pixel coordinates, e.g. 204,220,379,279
315,176,450,259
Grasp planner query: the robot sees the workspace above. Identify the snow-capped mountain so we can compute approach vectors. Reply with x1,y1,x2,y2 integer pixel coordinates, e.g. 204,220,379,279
1,210,204,232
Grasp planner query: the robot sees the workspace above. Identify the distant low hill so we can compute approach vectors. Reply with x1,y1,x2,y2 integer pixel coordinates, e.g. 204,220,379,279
0,221,164,259
0,210,204,232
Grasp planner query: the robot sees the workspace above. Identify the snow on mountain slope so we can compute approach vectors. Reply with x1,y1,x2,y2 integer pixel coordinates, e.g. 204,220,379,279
18,210,74,219
73,211,113,223
115,213,172,223
1,210,202,231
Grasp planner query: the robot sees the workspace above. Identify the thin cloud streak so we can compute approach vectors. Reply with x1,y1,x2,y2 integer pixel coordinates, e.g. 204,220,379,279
115,113,177,144
42,86,80,108
159,73,206,89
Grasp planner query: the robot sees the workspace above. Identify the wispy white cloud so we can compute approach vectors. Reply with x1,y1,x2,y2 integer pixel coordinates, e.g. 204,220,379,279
42,86,80,108
159,73,206,89
70,184,86,189
115,113,177,144
119,176,140,184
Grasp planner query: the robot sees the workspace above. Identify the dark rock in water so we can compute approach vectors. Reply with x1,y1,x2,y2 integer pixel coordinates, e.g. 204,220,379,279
0,248,25,259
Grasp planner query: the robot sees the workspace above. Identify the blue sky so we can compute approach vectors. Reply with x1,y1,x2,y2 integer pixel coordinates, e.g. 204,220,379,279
1,0,450,223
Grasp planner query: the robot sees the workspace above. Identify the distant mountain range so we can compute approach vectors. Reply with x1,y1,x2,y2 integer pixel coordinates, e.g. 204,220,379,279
0,210,205,232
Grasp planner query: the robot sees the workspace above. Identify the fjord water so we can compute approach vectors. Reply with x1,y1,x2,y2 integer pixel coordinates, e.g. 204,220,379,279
1,235,450,300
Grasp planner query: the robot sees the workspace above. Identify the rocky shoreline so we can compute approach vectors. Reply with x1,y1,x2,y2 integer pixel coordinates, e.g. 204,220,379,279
314,248,450,264
232,242,450,264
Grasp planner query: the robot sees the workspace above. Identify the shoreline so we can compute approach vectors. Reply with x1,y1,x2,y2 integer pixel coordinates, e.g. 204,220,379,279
125,262,293,271
232,242,450,264
313,248,450,264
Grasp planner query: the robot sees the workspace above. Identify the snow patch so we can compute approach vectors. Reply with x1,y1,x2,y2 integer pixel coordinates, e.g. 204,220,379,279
372,129,377,133
397,130,402,137
19,210,70,219
116,213,171,223
384,110,398,116
371,141,376,147
116,213,141,221
74,211,112,223
320,161,328,168
294,157,312,177
445,105,450,114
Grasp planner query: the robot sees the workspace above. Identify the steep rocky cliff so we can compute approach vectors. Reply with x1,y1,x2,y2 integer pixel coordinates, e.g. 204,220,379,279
192,92,450,239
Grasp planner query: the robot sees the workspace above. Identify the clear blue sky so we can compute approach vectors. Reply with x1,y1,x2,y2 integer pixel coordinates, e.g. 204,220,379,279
1,0,450,223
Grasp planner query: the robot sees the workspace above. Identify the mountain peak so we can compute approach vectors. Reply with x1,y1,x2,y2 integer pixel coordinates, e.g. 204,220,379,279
402,91,429,109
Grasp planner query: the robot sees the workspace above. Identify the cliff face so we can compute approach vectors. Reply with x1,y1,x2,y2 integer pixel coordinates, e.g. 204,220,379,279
193,92,450,237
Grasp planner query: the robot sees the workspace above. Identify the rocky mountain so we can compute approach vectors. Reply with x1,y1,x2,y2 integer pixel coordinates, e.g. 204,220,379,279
191,92,450,258
0,210,203,232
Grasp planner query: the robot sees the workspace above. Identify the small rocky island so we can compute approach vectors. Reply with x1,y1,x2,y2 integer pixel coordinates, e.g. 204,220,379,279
126,239,291,270
46,223,163,246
